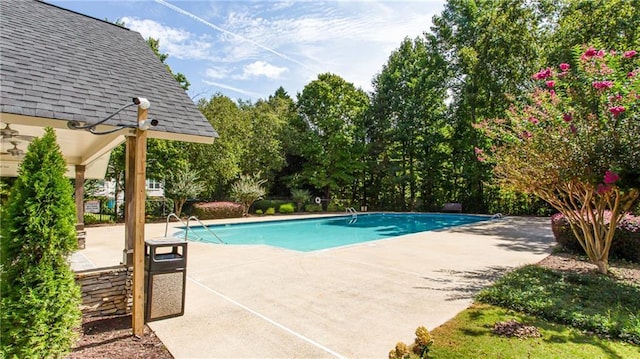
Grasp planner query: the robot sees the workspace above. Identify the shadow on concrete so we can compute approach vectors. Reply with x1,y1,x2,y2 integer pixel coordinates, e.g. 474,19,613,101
414,266,511,301
443,217,555,255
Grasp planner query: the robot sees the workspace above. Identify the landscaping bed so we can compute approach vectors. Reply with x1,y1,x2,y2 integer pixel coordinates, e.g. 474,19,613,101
67,315,172,359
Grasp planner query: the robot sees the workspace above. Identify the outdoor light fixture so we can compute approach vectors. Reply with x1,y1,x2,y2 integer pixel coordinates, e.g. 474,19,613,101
67,97,158,135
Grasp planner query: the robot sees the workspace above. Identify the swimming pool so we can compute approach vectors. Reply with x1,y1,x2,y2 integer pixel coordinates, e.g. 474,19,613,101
179,213,491,252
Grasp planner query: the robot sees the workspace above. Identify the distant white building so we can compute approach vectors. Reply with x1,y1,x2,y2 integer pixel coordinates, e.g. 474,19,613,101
92,179,165,199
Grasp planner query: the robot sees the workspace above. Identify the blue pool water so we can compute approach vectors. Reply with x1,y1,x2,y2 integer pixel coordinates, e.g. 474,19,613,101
179,213,491,252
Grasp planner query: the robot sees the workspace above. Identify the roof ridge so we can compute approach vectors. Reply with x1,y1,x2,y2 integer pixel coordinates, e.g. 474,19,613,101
37,0,131,31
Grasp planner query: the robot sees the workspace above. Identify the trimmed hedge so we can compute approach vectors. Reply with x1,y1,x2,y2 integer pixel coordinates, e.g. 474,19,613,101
551,212,640,263
192,201,243,219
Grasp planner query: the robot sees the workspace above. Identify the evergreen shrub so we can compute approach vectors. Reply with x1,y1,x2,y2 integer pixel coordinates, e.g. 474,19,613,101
265,207,276,215
252,199,289,213
278,203,295,214
0,128,81,358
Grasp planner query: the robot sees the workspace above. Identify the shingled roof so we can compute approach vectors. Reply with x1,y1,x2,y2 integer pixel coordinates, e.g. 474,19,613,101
0,0,217,178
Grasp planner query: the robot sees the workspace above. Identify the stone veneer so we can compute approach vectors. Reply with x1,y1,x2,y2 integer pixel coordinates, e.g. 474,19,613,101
75,265,132,317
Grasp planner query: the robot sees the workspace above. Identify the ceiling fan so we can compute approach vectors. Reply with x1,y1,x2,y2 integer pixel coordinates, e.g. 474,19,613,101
0,140,25,157
1,123,36,142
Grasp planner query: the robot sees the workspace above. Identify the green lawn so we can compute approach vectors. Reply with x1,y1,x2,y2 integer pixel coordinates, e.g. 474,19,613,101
428,304,639,358
411,263,640,358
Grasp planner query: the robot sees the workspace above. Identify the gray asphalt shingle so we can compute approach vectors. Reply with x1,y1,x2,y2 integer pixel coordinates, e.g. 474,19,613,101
0,0,218,140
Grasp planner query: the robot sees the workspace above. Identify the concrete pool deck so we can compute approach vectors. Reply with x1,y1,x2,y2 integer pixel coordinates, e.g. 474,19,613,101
73,214,555,358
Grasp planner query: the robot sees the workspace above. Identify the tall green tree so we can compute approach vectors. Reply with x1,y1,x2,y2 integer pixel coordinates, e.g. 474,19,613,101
294,73,370,204
266,87,305,197
549,0,640,64
429,0,548,211
240,99,288,186
1,128,81,357
370,36,449,210
191,94,250,197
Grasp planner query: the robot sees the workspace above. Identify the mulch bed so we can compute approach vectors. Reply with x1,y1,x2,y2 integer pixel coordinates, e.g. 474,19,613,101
67,315,172,359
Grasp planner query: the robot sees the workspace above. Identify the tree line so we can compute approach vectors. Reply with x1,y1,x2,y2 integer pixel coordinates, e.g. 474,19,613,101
106,0,639,215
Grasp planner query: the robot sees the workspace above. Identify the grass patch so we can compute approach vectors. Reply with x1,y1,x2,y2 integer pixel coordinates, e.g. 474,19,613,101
429,303,640,358
476,265,640,344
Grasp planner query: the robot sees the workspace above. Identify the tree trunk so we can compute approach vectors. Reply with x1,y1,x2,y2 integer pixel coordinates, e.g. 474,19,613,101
174,198,186,218
595,260,608,275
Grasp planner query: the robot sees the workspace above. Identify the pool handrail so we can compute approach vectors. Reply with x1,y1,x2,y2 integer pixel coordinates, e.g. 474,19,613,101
345,207,358,224
186,216,226,245
165,213,226,244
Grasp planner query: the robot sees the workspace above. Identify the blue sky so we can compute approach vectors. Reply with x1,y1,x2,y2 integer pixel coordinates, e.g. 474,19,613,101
48,0,446,102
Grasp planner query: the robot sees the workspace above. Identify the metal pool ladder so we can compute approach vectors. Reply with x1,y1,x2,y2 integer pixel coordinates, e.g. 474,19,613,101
346,207,358,224
165,213,226,244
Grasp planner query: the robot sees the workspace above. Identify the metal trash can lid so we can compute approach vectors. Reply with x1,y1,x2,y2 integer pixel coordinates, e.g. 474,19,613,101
145,237,187,246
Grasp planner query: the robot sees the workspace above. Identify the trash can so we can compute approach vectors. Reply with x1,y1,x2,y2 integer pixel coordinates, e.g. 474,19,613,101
144,238,187,322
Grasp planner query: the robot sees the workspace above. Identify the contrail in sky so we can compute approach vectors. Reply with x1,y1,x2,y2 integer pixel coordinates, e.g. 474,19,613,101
154,0,311,70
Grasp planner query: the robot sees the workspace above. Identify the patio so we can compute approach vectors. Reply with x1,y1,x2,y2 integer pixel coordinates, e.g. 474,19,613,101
73,215,554,358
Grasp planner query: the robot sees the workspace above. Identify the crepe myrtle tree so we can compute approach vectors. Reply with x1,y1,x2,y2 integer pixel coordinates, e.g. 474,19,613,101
477,46,640,274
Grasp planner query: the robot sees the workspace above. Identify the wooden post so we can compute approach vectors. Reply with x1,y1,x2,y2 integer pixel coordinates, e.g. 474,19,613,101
123,136,136,266
132,105,148,336
74,165,86,228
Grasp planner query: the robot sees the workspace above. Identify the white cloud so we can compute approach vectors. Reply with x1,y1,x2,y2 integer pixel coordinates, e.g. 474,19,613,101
202,80,262,98
240,61,288,79
121,16,212,60
205,66,232,80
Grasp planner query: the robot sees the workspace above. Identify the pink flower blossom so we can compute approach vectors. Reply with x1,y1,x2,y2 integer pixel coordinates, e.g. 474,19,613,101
532,68,552,80
624,50,637,58
562,113,572,122
474,147,483,155
582,47,598,59
629,71,636,78
546,80,555,88
559,63,570,71
597,183,612,194
521,131,532,139
596,50,605,58
604,170,620,184
549,89,556,97
592,80,614,90
570,124,577,133
609,106,625,117
528,116,539,125
477,155,486,162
